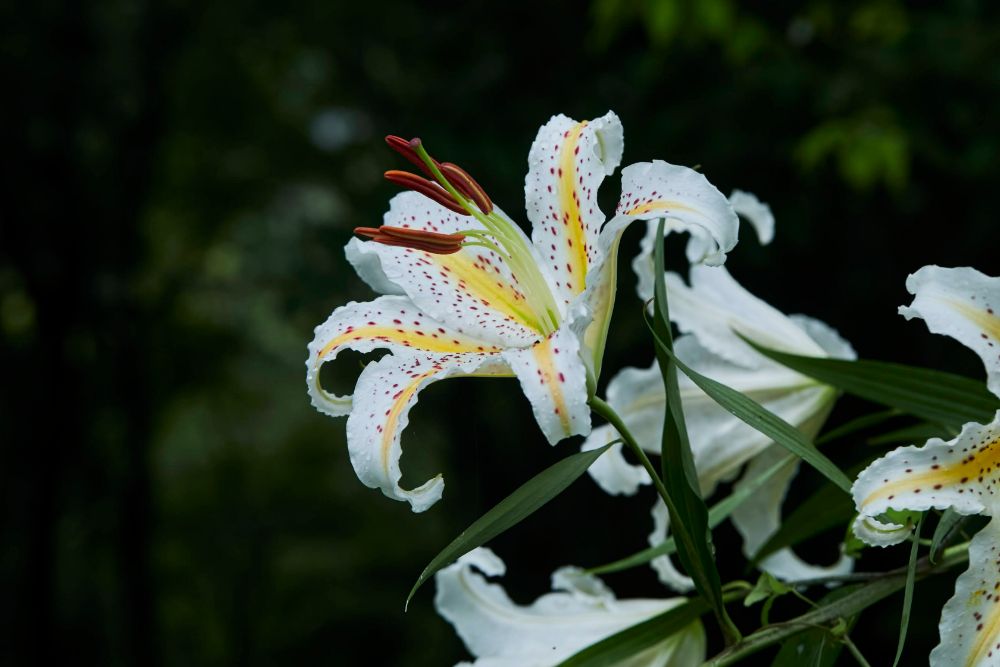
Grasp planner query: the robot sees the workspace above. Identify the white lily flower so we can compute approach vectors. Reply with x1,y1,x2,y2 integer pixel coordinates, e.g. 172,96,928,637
583,241,855,588
435,547,705,667
852,265,1000,667
306,112,739,511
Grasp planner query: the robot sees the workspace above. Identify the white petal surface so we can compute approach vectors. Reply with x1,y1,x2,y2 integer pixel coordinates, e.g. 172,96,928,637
616,161,738,267
659,265,830,368
851,515,911,548
730,446,853,582
649,500,695,592
729,190,775,245
525,112,624,307
586,337,838,495
931,517,1000,667
899,265,1000,398
581,426,650,496
306,295,503,417
503,325,591,444
346,352,508,512
346,193,543,346
435,547,705,667
852,412,1000,529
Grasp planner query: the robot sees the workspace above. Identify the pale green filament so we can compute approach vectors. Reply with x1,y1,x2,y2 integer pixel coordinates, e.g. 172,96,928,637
413,143,562,335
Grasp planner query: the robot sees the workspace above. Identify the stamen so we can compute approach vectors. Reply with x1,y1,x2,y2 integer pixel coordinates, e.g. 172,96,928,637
384,170,470,215
385,136,441,177
355,225,466,255
440,162,494,213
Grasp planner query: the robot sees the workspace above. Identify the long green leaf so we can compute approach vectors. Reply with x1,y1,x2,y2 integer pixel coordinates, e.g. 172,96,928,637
745,341,999,426
555,596,711,667
770,586,861,667
650,219,738,643
867,422,952,447
588,453,795,575
649,336,853,494
815,409,900,445
893,516,922,667
405,443,611,608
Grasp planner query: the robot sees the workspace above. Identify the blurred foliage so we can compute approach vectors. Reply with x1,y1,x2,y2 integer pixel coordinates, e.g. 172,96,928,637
3,0,1000,665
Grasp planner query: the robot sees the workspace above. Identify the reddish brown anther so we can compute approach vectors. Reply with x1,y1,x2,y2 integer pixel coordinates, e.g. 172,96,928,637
355,225,466,255
385,135,440,176
384,170,470,215
440,162,494,213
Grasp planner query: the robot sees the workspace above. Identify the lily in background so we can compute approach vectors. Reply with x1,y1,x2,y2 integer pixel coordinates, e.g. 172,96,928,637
306,112,739,511
852,265,1000,667
435,547,705,667
583,201,854,589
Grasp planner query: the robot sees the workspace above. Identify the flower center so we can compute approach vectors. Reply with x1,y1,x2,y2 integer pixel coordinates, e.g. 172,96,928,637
355,136,562,336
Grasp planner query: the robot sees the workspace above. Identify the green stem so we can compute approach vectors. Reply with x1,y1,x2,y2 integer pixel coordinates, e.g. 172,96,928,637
702,543,969,666
842,635,873,667
588,395,674,510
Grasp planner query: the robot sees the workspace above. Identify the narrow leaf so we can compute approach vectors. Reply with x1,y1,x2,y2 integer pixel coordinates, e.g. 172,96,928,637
770,586,861,667
405,444,611,608
648,332,852,494
650,219,737,642
745,340,1000,426
588,453,795,575
815,409,900,445
555,596,710,667
893,516,922,667
867,422,952,447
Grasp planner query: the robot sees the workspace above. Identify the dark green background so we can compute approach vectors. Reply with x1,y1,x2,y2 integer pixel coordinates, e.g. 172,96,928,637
4,1,998,665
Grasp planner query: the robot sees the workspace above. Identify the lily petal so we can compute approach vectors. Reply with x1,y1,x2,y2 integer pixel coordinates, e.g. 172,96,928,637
853,411,1000,530
502,324,591,444
851,514,912,548
346,352,509,512
525,111,624,308
618,161,739,268
931,517,1000,667
656,265,834,368
730,445,854,581
435,547,705,667
582,335,840,496
581,427,649,496
649,500,696,592
347,192,543,345
306,295,503,417
729,190,775,245
899,265,1000,398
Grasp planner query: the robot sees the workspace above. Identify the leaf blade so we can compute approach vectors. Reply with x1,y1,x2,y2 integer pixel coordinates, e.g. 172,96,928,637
405,443,611,608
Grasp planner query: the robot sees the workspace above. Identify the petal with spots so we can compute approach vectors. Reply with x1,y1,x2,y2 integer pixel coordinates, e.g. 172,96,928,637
525,112,624,307
434,547,705,667
852,412,1000,531
730,446,854,582
900,265,1000,398
306,295,504,417
502,324,591,444
617,160,738,268
931,517,1000,667
346,352,509,513
347,193,543,346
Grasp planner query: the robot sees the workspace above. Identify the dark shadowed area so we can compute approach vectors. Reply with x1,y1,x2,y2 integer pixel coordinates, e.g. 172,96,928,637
4,1,999,665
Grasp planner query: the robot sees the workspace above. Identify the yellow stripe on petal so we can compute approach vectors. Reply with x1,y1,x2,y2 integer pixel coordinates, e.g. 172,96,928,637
381,369,437,473
558,121,589,289
433,252,543,332
532,338,570,434
862,434,1000,508
624,199,699,216
952,299,1000,343
965,593,1000,667
318,325,499,360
